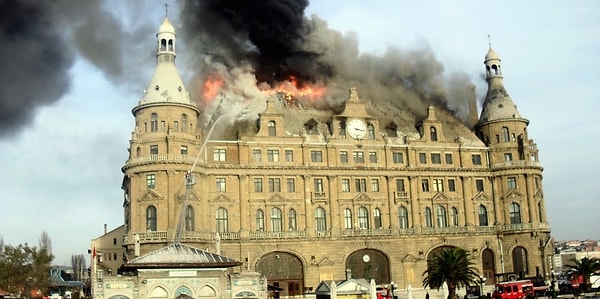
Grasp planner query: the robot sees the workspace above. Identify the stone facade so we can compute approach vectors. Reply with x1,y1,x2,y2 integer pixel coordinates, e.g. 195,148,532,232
93,16,554,298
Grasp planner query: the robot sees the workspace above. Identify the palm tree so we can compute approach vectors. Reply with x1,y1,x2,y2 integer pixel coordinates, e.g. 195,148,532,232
565,257,600,292
423,247,480,299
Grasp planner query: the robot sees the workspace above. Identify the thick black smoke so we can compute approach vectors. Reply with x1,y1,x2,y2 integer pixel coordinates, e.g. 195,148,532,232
0,0,156,139
179,0,476,124
0,0,74,138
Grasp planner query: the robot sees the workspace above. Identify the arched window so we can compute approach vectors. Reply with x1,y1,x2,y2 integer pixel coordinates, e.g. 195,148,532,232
168,39,173,51
136,147,141,157
160,39,166,51
374,208,382,229
367,124,375,139
146,206,157,231
271,207,282,232
358,207,369,229
450,207,459,226
502,127,510,142
288,209,297,231
151,113,158,132
537,202,543,222
398,206,409,229
216,208,228,233
512,246,529,276
436,205,447,228
430,126,438,141
478,205,489,226
424,207,433,227
315,207,327,231
268,121,276,136
509,203,521,224
344,208,353,229
256,209,265,231
181,114,188,132
185,205,194,231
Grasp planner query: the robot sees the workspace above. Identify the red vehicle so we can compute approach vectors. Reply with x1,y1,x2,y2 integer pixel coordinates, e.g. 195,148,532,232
491,280,534,299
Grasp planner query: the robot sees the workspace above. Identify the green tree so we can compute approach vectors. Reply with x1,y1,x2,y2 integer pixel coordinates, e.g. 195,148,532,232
0,233,54,297
423,247,480,299
565,257,600,292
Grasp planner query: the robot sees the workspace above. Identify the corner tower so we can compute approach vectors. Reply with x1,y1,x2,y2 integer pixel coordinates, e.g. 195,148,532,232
121,17,202,258
475,46,550,274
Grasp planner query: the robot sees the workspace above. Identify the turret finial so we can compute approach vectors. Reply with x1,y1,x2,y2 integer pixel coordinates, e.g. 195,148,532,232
164,3,169,18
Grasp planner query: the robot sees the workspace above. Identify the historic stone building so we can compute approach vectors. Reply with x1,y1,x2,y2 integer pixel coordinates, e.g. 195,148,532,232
93,16,553,298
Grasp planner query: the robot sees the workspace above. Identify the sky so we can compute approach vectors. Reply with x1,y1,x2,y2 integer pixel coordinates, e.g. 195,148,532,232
0,0,598,265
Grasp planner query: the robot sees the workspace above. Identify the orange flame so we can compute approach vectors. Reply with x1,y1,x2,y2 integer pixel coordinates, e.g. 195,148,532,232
202,75,224,103
272,75,326,103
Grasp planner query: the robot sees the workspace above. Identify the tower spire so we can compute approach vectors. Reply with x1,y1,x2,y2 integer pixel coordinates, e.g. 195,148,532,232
164,3,169,18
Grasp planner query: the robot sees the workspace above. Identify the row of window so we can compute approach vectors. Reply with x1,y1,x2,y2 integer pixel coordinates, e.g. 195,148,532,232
146,175,519,193
144,113,191,133
143,203,528,232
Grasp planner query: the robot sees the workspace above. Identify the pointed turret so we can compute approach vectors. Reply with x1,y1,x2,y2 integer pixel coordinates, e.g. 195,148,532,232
135,17,194,107
478,47,526,124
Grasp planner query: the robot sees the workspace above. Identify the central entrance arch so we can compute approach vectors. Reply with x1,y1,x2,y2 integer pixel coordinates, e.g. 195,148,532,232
256,252,304,297
346,249,390,284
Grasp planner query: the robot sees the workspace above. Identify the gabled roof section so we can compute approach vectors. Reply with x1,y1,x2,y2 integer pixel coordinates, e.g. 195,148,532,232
123,243,241,269
502,189,524,201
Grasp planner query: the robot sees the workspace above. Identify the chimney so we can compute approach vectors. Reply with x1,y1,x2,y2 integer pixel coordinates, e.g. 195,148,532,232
104,224,107,234
468,84,478,127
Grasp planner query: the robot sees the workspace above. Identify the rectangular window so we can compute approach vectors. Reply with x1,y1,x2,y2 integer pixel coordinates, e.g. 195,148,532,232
341,179,350,192
421,179,429,192
371,179,380,192
160,120,166,131
174,121,179,132
216,178,226,192
314,178,324,192
396,179,405,192
146,174,156,189
353,151,365,163
419,153,427,164
355,179,367,192
285,150,294,162
254,178,263,192
180,145,188,156
369,151,378,163
504,153,513,161
431,153,442,164
253,149,262,162
472,154,482,165
392,152,404,164
268,178,281,192
150,145,158,155
448,179,456,192
445,153,453,164
476,179,484,192
213,149,226,161
433,179,444,192
340,151,349,164
311,150,323,162
507,177,517,190
286,178,295,192
267,149,280,162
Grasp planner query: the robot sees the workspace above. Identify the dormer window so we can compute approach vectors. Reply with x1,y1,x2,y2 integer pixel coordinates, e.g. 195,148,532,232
367,124,375,139
268,121,276,136
430,126,438,142
305,119,318,135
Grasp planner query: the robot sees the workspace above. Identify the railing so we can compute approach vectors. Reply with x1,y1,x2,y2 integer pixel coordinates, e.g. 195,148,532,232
124,231,168,244
249,231,307,239
474,226,496,233
492,160,541,168
315,231,331,238
126,154,197,165
313,192,326,198
213,232,241,240
501,223,533,231
339,228,393,237
421,226,468,235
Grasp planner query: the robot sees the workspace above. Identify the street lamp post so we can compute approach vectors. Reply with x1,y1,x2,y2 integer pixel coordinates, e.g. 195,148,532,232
479,276,487,299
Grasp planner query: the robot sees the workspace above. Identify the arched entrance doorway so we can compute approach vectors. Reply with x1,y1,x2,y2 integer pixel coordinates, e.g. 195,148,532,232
256,252,304,297
512,246,529,279
481,249,496,285
346,249,390,284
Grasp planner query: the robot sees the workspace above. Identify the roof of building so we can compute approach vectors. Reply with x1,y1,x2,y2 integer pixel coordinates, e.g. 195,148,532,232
122,243,242,269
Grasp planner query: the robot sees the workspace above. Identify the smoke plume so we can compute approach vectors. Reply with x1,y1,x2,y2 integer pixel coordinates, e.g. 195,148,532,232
178,0,476,125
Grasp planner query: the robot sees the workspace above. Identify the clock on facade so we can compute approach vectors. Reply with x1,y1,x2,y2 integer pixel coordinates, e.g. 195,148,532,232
362,254,370,263
347,118,367,139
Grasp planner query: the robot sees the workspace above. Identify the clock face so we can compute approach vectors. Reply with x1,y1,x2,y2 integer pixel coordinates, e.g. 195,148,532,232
362,254,370,262
347,119,367,139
